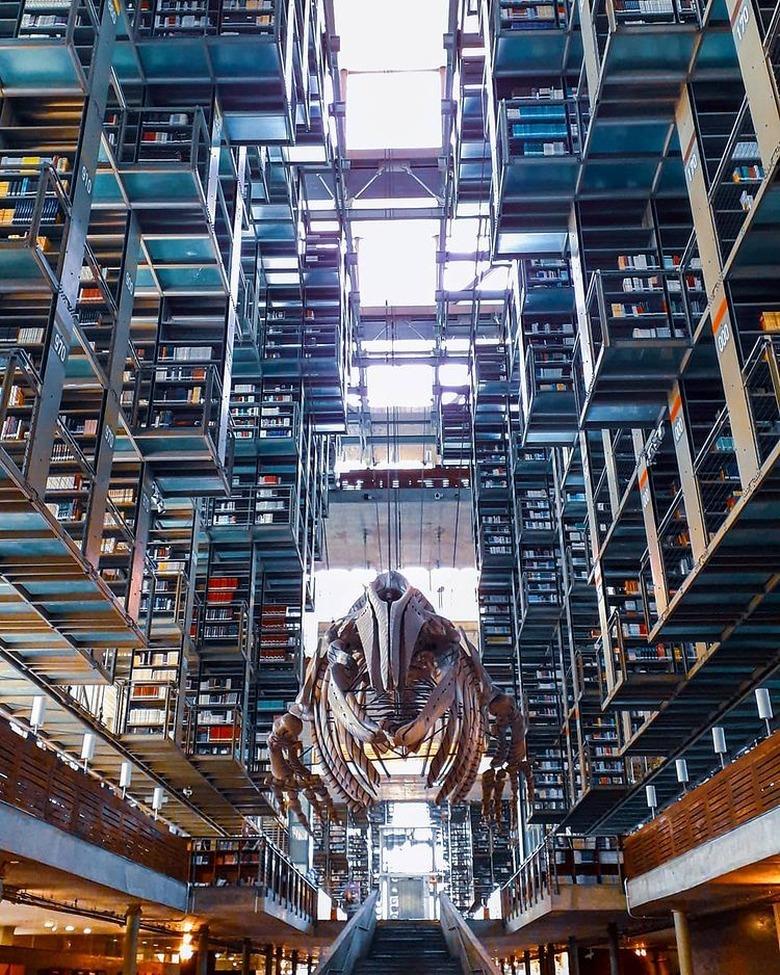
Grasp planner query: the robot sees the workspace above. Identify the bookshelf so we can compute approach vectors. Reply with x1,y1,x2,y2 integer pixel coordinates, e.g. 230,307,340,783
498,0,569,31
189,667,247,761
0,160,69,288
134,0,279,38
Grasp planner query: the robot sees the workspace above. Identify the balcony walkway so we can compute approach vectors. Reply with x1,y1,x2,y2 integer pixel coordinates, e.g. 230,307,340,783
624,731,780,914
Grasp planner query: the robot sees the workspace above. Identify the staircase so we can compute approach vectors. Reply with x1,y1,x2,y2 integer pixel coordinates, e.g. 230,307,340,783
353,920,461,974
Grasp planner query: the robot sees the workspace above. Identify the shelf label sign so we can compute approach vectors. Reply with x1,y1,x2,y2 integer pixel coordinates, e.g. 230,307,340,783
52,327,68,364
670,392,684,444
732,0,750,45
79,163,93,198
712,299,731,355
104,425,115,449
638,467,651,510
683,133,699,186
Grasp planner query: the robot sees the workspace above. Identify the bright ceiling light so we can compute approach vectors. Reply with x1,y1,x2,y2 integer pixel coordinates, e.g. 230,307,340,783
347,71,442,151
366,364,433,409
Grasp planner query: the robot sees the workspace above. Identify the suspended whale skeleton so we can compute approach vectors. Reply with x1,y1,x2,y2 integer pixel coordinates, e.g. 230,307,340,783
268,572,532,829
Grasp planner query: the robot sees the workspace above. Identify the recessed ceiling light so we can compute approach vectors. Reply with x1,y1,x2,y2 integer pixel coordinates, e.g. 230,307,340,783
83,928,92,935
43,921,55,929
65,925,75,932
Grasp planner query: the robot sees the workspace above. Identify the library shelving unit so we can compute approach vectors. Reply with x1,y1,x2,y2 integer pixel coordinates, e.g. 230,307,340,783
128,0,299,145
452,23,491,212
471,337,521,695
573,198,695,430
510,255,578,447
129,296,235,498
450,0,780,850
444,803,475,911
0,0,344,843
469,802,517,907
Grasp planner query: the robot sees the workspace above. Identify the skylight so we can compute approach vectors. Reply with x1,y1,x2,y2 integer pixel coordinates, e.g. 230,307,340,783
366,364,434,409
335,0,448,72
354,219,438,307
312,567,479,622
346,71,442,152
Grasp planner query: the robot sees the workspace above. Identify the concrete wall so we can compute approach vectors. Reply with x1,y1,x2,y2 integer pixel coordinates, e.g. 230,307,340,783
689,906,779,975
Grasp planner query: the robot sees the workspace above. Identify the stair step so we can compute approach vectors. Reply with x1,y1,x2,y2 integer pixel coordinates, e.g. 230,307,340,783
353,922,460,974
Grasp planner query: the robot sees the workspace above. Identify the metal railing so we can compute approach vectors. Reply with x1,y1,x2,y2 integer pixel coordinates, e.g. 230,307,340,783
656,489,694,599
743,334,780,467
604,0,701,30
112,106,213,184
493,0,572,32
599,608,693,703
0,346,43,477
190,835,317,922
692,407,741,539
315,891,378,974
201,596,251,652
131,361,230,455
208,483,299,536
439,893,500,975
708,99,763,264
501,834,624,922
120,680,182,740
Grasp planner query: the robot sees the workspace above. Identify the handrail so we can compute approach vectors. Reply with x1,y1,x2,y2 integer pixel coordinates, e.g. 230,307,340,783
315,890,378,974
190,835,317,922
439,893,500,975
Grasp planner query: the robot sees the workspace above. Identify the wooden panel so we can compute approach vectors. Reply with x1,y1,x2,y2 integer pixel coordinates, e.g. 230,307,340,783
624,732,780,879
0,718,188,881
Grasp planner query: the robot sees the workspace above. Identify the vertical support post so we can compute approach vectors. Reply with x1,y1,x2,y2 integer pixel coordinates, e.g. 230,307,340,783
125,466,156,624
196,925,209,975
523,949,531,975
773,902,780,951
723,0,780,166
122,904,140,975
546,943,556,975
675,87,760,485
568,936,581,975
25,0,121,494
241,939,252,975
667,383,708,561
607,923,621,975
82,211,141,566
264,945,273,975
673,911,695,975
